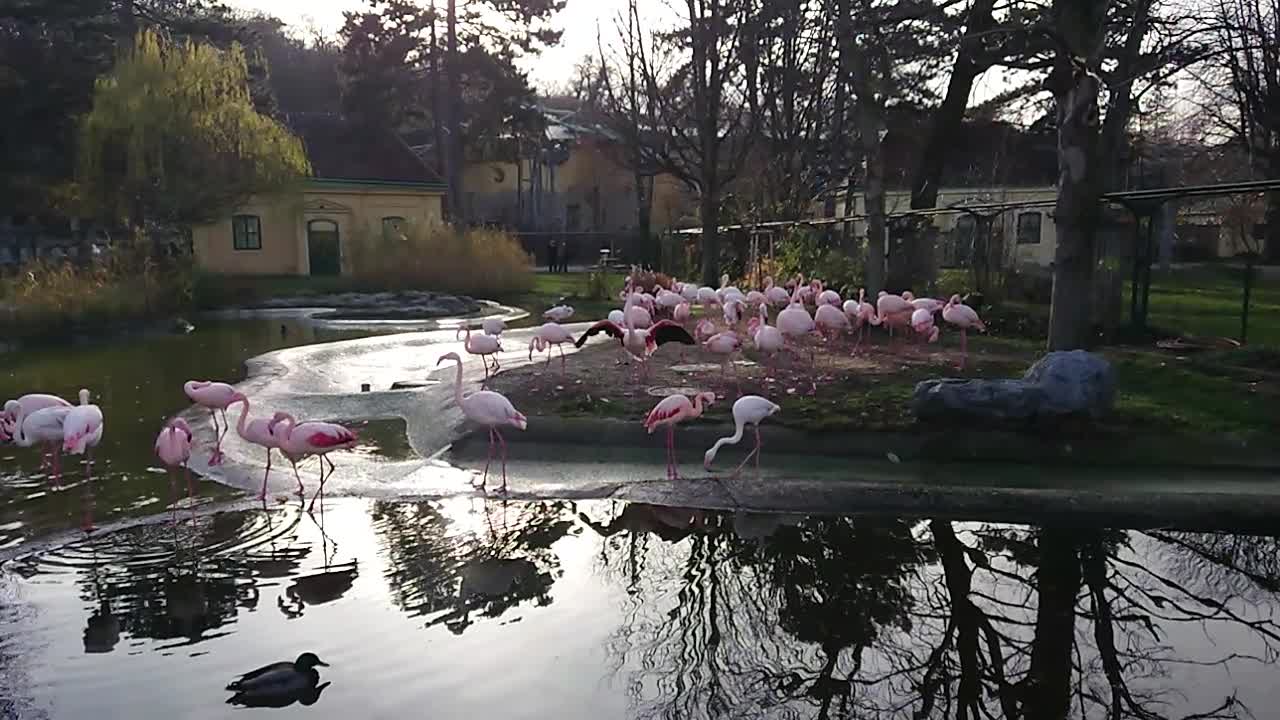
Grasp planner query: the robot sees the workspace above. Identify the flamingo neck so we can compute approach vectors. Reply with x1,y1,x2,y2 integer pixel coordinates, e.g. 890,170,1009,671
236,398,251,439
691,394,709,417
706,418,745,464
451,357,465,406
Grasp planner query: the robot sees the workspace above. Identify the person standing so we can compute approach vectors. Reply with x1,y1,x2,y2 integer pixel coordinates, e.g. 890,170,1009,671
547,237,559,273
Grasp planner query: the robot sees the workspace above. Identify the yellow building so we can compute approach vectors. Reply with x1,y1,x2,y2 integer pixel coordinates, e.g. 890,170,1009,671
193,114,447,276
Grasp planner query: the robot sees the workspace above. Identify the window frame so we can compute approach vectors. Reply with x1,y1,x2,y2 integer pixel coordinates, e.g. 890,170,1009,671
1016,212,1042,245
232,214,262,251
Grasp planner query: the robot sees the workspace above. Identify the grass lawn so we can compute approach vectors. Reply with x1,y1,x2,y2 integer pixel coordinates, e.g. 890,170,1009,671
495,272,626,328
1138,265,1280,346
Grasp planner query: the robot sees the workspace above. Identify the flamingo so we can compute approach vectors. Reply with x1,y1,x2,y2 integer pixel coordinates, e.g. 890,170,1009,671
183,381,243,465
778,284,820,393
457,326,503,380
12,405,72,485
704,395,780,474
744,289,767,309
232,397,283,500
722,297,747,328
527,322,576,373
4,393,72,469
673,302,692,324
715,273,741,304
437,352,527,493
624,294,653,329
911,307,941,345
608,309,626,325
843,289,880,353
576,317,695,381
814,303,851,341
764,277,790,307
154,417,194,511
942,294,986,368
679,282,699,302
643,391,715,480
875,292,915,348
910,296,947,314
697,286,719,311
703,331,743,383
268,414,358,513
656,289,684,316
748,305,785,377
482,317,506,336
817,284,842,307
543,305,574,323
63,389,104,529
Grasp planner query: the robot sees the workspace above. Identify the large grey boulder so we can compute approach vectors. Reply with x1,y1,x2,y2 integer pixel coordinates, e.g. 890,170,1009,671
912,350,1115,422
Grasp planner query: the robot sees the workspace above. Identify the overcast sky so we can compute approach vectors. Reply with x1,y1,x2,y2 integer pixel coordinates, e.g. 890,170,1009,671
227,0,643,91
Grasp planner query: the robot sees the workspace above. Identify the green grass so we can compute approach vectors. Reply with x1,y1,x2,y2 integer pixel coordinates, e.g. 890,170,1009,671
1136,265,1280,345
496,272,626,328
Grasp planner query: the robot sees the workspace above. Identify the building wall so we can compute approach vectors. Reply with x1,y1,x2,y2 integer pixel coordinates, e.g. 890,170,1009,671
838,186,1060,268
193,183,445,276
464,138,696,233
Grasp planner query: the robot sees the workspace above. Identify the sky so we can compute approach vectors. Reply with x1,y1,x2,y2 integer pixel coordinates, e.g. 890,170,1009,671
227,0,644,91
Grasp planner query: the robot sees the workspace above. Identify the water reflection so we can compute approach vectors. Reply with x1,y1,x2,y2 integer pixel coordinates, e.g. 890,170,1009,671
6,499,1280,719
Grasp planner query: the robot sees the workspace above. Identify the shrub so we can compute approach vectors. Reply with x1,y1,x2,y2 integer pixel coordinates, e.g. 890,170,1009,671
346,221,534,296
772,227,865,296
0,244,191,340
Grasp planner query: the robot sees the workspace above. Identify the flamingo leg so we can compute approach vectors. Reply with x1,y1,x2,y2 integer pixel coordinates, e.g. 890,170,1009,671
668,425,680,480
732,426,763,476
496,428,508,493
291,459,304,498
209,409,223,465
53,446,62,486
187,460,196,502
481,427,495,488
960,329,969,369
559,344,567,374
259,449,273,501
307,456,332,514
169,467,178,525
81,450,95,532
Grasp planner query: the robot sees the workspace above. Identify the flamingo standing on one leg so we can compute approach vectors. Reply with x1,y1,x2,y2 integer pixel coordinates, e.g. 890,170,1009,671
269,414,358,514
843,289,880,354
63,389,104,531
748,305,785,378
777,283,819,392
704,395,781,475
457,326,503,381
910,307,941,348
643,391,715,480
154,418,193,519
232,397,283,500
437,352,526,493
527,322,576,374
942,294,987,369
703,331,744,386
183,381,243,465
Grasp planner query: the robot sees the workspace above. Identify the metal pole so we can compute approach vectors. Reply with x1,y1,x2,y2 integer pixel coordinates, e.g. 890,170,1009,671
1139,212,1157,327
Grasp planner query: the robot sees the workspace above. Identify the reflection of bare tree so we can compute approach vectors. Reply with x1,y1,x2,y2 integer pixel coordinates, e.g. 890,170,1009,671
591,508,1278,720
371,499,574,634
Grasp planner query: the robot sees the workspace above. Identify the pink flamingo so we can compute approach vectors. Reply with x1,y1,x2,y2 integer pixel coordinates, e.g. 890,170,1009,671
814,303,851,341
875,292,915,349
154,417,194,514
817,282,842,307
543,305,574,323
63,389,104,531
643,391,716,480
704,394,780,475
269,414,358,513
527,322,576,373
624,294,653,329
748,305,786,377
4,393,72,469
942,294,987,368
843,289,880,353
12,405,71,485
457,326,503,380
232,397,284,500
722,297,747,330
777,283,819,392
575,318,695,382
183,381,243,465
764,277,790,307
437,351,526,493
703,331,743,383
910,307,941,345
673,302,692,324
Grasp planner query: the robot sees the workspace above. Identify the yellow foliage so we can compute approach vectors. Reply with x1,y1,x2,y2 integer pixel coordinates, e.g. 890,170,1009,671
346,222,533,296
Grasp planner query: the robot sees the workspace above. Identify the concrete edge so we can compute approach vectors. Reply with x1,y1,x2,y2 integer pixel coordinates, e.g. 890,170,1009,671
469,416,1280,473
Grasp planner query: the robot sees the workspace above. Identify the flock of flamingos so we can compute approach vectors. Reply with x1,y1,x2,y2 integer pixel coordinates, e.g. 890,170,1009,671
0,271,986,529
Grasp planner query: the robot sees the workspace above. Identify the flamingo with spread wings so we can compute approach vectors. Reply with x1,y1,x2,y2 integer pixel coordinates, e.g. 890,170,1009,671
575,318,695,381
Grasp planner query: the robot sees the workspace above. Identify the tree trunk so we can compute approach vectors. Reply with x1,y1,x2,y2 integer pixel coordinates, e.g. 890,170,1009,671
444,0,465,225
429,4,447,185
1265,190,1280,264
1023,528,1080,720
1046,63,1103,350
1241,255,1254,343
859,109,886,294
699,185,720,286
636,172,653,266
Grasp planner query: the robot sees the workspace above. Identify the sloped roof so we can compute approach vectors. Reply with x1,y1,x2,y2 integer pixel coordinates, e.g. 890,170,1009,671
286,113,445,187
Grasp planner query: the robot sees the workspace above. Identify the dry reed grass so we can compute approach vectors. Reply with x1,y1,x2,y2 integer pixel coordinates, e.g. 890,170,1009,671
346,222,533,296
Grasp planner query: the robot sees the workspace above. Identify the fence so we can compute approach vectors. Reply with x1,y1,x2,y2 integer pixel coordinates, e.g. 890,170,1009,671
514,231,652,271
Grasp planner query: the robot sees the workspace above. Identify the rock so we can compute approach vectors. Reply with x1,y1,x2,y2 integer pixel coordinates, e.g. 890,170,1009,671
912,350,1115,422
1021,350,1116,418
170,317,195,334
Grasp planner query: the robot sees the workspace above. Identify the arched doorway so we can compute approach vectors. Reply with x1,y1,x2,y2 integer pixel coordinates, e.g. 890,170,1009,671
307,219,341,276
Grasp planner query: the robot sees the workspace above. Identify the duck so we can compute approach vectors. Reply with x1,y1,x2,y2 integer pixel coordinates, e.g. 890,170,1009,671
226,652,329,698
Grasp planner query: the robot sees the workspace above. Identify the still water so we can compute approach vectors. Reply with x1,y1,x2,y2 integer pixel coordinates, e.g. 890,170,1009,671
0,316,384,549
4,498,1279,719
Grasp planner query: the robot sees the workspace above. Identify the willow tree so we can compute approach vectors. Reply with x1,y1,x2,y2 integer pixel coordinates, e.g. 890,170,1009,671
77,29,310,243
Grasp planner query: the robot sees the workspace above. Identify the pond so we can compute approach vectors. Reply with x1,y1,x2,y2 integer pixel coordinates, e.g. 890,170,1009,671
0,316,383,549
3,498,1279,720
